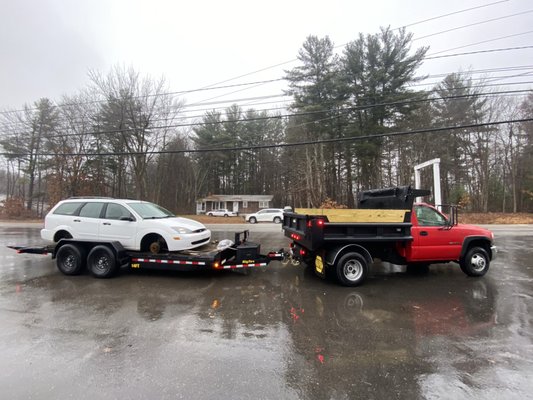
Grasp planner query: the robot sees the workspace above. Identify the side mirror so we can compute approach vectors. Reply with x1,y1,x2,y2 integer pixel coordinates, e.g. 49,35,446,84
119,216,135,222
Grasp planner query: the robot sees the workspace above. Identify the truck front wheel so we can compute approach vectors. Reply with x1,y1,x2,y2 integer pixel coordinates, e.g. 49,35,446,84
335,252,368,287
460,246,490,277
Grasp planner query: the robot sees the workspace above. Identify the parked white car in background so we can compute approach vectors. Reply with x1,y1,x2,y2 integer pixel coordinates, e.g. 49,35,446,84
206,209,238,217
245,208,285,224
41,198,211,253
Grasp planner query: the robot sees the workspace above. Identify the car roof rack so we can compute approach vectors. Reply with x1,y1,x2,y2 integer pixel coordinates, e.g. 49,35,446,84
66,196,116,199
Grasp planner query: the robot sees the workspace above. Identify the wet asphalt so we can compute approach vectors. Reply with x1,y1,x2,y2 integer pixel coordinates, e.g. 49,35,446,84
1,223,532,399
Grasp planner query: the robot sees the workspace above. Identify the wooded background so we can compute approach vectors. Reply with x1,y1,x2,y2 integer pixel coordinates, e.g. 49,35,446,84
1,28,532,216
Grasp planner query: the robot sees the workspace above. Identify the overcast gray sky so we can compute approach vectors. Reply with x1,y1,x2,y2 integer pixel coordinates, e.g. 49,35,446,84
1,0,532,110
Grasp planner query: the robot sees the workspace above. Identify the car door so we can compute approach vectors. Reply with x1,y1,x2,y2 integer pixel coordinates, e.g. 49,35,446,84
75,202,105,240
257,210,269,222
410,205,462,261
98,203,137,248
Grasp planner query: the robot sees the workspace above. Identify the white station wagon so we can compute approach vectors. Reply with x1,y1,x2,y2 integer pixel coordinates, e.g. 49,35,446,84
41,198,211,253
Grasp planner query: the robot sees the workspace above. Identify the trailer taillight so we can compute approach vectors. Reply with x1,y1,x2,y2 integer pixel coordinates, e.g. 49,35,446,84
299,249,306,256
317,219,325,227
290,233,301,241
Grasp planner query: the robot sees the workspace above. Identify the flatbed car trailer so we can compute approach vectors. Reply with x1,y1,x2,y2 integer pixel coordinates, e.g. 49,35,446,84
8,230,285,278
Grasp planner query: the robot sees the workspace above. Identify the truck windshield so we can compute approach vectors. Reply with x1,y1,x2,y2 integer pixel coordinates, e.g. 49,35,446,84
414,205,447,226
127,202,175,219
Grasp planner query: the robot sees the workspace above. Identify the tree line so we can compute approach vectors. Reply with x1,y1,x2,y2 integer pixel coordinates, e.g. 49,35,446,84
1,28,532,216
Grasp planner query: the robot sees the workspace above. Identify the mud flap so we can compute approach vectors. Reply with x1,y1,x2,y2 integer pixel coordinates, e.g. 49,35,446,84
315,255,326,279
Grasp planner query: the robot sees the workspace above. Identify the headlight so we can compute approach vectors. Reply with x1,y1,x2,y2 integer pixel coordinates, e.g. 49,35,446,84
172,227,192,234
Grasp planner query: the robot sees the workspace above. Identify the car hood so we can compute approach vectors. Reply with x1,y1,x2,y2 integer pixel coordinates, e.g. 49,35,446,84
146,217,208,231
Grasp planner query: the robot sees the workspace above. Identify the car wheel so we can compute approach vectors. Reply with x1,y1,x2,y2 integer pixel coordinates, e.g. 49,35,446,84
224,214,228,217
208,212,213,216
273,216,282,224
56,243,86,275
87,245,118,278
141,234,168,254
54,230,73,242
249,217,257,224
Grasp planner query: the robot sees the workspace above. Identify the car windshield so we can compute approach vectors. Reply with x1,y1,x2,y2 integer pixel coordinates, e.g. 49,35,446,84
127,202,175,219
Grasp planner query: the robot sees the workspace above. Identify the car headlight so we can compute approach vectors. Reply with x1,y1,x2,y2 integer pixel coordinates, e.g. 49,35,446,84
172,227,192,234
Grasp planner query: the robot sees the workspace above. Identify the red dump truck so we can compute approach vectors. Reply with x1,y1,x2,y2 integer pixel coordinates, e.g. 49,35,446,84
282,186,496,286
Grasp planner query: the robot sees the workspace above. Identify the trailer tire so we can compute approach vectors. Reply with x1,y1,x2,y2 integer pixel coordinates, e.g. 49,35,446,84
87,245,118,278
460,246,490,277
335,252,368,287
56,244,86,275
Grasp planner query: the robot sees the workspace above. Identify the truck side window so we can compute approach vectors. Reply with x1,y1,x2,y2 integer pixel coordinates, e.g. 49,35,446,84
415,205,446,226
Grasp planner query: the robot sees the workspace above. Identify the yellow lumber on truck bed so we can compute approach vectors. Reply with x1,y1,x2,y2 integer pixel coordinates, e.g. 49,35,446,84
294,208,410,223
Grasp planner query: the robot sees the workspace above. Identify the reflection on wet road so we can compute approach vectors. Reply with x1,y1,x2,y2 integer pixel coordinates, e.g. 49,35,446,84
0,225,532,399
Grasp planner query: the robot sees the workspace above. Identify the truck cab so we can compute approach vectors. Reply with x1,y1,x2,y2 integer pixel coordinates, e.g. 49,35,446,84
406,203,495,264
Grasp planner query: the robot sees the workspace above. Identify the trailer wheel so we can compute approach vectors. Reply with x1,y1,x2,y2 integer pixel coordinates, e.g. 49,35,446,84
87,245,118,278
56,244,86,275
335,252,368,287
460,246,490,277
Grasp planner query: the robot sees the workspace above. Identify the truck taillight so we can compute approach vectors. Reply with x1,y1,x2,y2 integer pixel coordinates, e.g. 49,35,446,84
307,219,325,228
299,249,306,256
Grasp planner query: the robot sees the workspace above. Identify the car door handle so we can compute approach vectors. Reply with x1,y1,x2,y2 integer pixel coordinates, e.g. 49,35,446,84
103,222,111,226
73,219,81,222
420,231,428,236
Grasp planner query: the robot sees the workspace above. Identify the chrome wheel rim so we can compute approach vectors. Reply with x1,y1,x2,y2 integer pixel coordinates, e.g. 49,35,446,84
343,260,363,282
470,253,487,273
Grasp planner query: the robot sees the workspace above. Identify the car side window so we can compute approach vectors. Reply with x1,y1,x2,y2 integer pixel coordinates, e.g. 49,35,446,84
415,206,446,226
53,202,83,215
78,202,105,218
105,204,132,220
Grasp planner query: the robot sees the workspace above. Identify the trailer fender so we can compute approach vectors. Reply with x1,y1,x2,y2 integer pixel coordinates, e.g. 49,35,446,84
325,244,373,268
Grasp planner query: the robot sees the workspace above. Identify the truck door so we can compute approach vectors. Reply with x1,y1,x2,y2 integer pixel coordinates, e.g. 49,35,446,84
410,205,462,261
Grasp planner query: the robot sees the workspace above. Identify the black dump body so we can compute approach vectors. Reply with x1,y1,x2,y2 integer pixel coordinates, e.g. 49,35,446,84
357,186,430,210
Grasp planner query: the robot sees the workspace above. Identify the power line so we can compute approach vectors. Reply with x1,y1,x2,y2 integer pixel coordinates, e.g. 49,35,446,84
2,89,530,140
426,30,533,56
413,9,533,42
1,118,530,157
424,45,533,60
2,68,531,134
